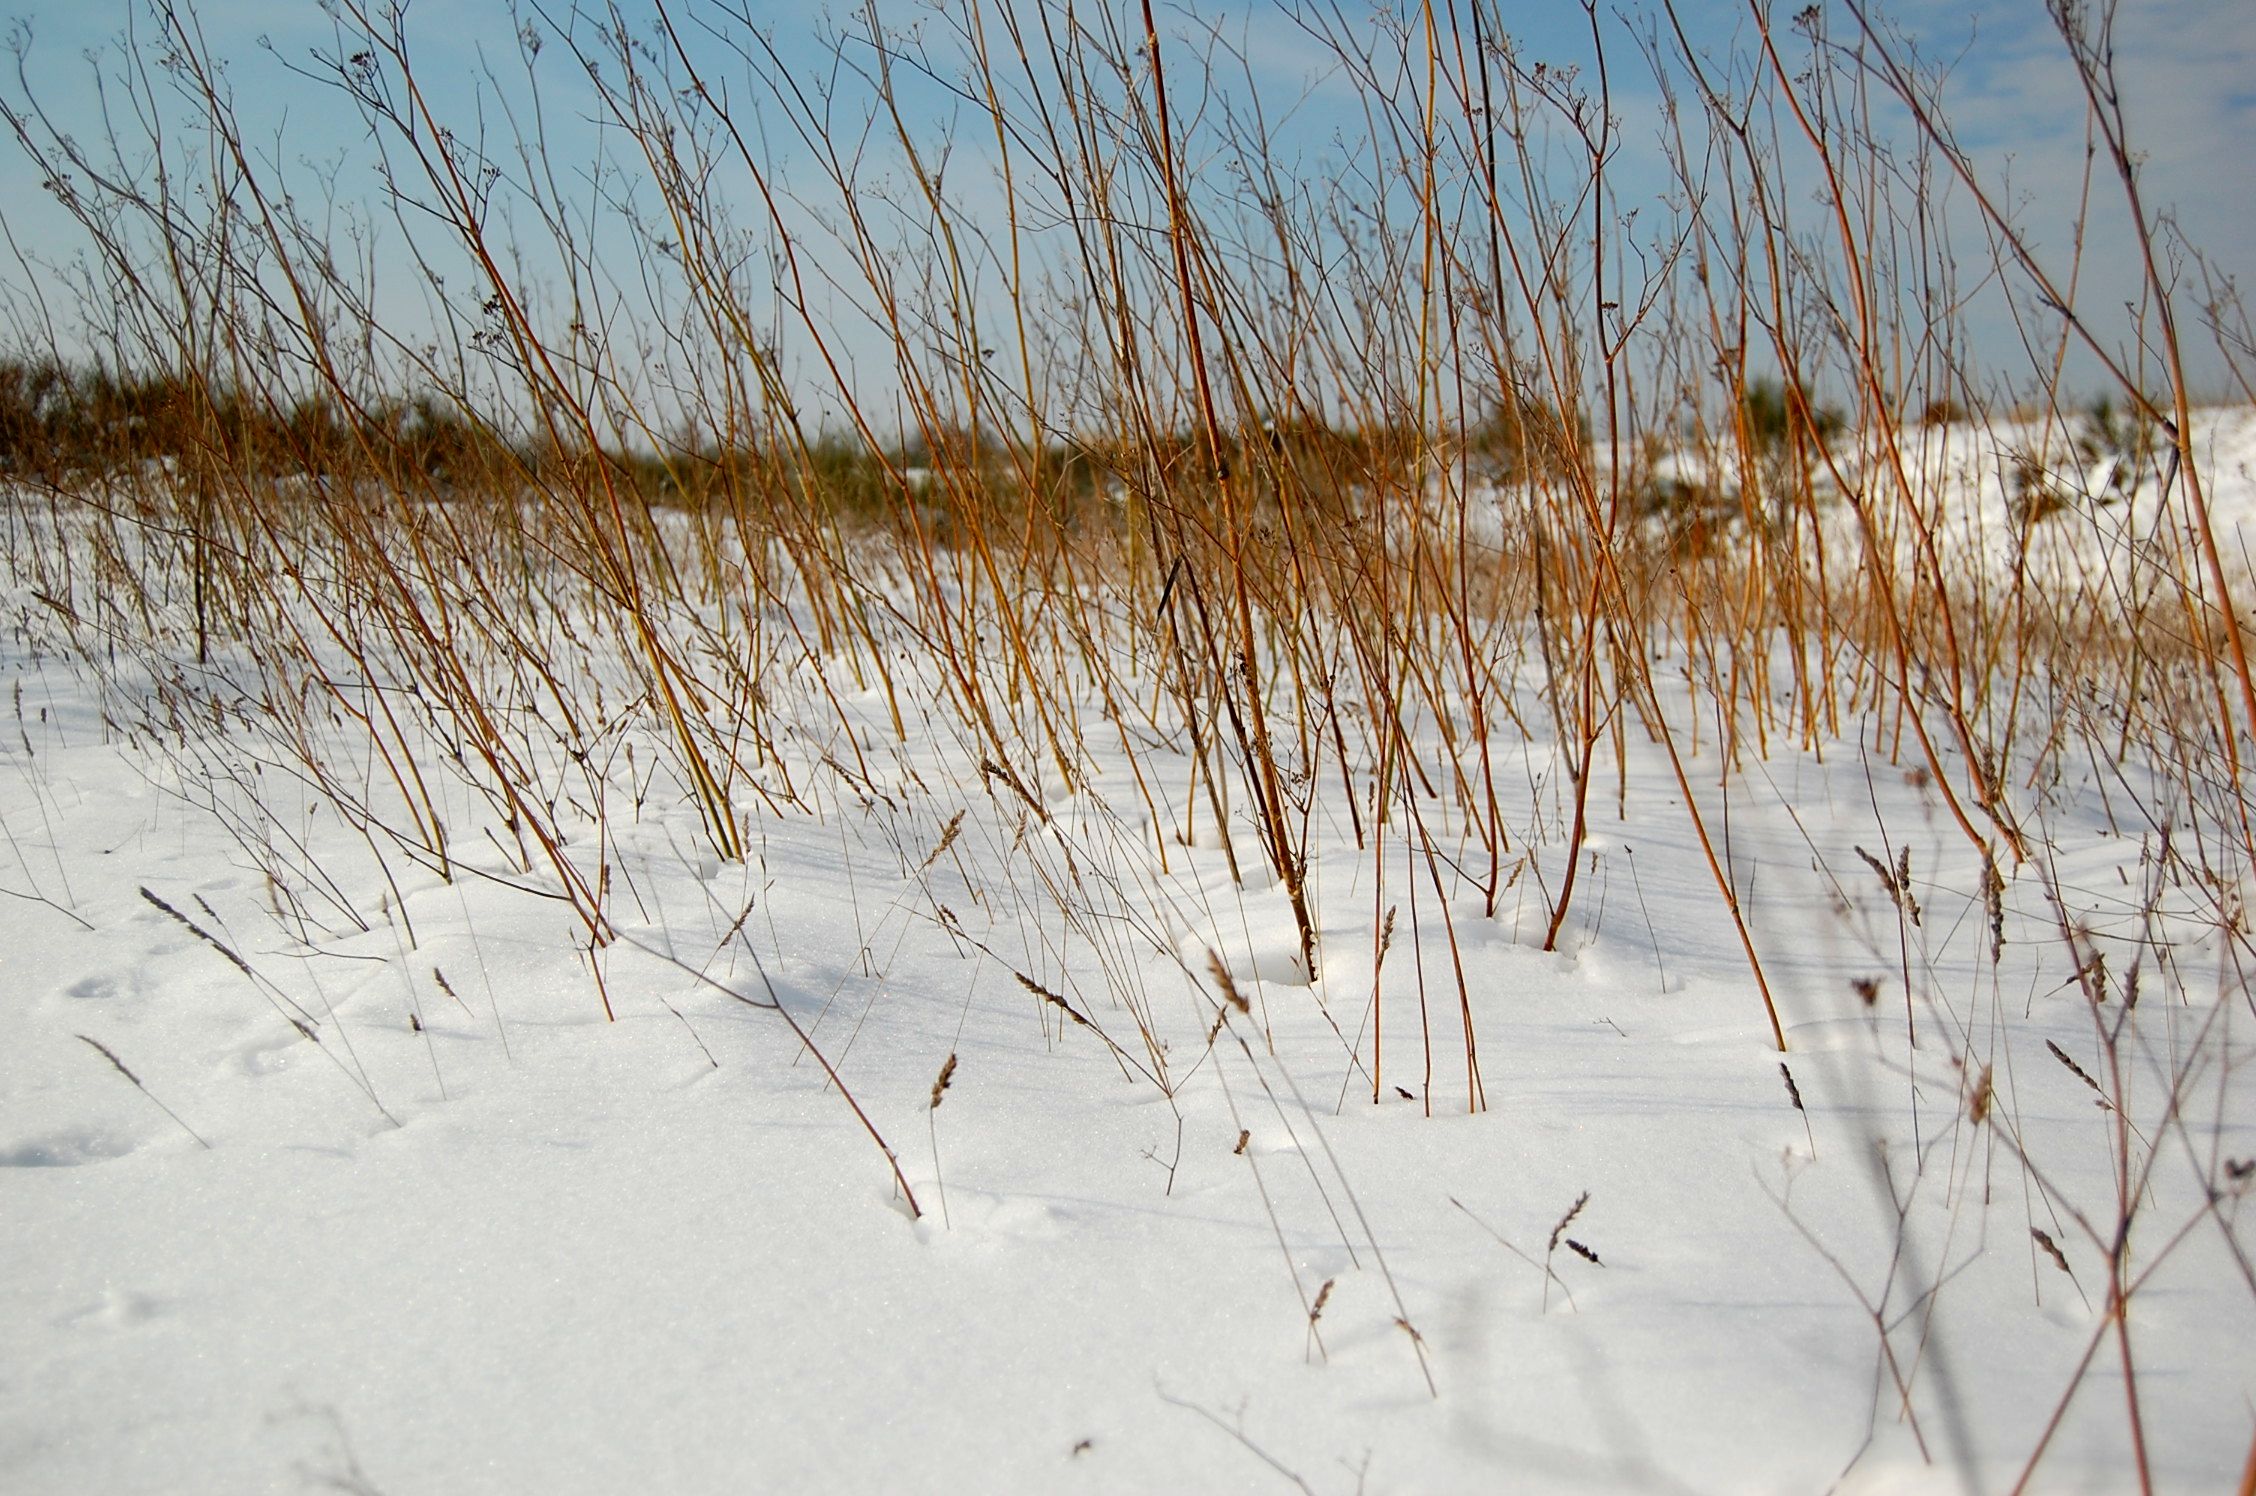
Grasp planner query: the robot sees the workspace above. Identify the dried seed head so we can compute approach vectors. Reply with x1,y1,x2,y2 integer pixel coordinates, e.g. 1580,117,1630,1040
1549,1191,1590,1254
2080,947,2111,1002
978,757,1044,818
1982,850,2007,960
141,886,258,982
918,810,964,872
78,1033,141,1088
1206,950,1249,1014
929,1052,957,1110
1015,970,1093,1029
1854,845,1898,902
2046,1040,2100,1093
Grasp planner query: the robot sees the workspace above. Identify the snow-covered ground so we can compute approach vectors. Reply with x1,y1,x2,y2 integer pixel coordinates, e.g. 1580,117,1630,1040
1468,405,2256,607
4,414,2254,1493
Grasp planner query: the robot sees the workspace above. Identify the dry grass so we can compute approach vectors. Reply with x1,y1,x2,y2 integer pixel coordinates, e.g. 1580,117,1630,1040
2,0,2251,1484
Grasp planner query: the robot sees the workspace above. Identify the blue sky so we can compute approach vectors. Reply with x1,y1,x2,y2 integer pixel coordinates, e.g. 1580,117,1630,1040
1,0,2248,418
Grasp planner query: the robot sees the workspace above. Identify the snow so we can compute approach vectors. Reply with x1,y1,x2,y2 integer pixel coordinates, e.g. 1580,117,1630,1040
4,416,2255,1493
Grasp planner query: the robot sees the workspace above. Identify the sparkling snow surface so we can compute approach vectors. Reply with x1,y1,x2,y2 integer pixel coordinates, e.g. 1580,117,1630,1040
5,413,2255,1492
